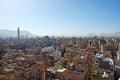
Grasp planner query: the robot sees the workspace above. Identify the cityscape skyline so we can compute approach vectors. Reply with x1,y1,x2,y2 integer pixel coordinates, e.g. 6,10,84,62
0,0,120,36
0,1,120,79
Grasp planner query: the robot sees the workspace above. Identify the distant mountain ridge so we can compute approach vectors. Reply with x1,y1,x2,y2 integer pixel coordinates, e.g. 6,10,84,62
87,32,120,37
0,29,37,38
0,29,120,38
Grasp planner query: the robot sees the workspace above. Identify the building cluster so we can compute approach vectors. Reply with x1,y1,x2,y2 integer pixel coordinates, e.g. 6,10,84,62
0,28,120,80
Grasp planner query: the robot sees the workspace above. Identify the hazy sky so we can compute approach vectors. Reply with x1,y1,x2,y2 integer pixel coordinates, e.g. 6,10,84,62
0,0,120,36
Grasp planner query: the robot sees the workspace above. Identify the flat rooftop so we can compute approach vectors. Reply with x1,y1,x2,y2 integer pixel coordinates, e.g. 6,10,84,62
16,61,36,69
56,68,67,72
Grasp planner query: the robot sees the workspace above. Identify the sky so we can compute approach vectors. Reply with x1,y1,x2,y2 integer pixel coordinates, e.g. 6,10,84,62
0,0,120,36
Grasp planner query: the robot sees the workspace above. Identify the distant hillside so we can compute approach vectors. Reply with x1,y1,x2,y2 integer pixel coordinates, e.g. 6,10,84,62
0,29,37,38
108,32,120,37
86,32,120,37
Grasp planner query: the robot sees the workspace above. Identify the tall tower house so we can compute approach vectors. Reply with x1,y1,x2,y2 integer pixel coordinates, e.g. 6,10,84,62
117,42,120,60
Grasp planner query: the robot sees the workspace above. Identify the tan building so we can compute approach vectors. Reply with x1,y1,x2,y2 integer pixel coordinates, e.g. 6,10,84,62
56,68,67,80
14,60,45,80
67,50,88,80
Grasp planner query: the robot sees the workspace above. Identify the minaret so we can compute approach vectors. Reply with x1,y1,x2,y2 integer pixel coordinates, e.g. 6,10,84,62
98,40,101,49
26,34,28,39
88,40,90,47
101,44,104,52
17,27,20,43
